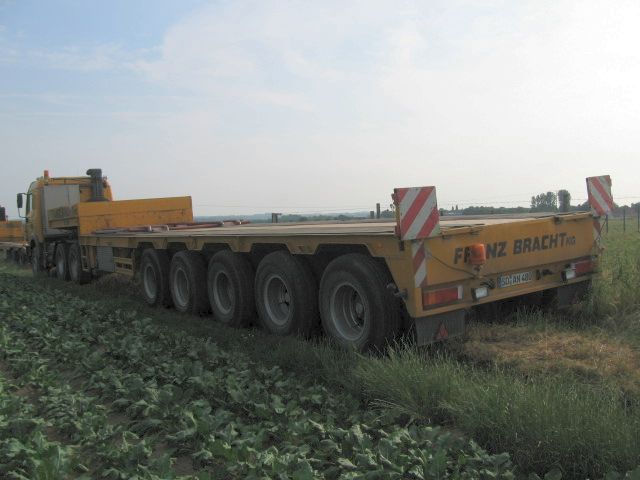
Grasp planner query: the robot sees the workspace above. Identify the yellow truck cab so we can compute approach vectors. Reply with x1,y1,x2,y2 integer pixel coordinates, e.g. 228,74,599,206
18,169,113,275
17,169,192,281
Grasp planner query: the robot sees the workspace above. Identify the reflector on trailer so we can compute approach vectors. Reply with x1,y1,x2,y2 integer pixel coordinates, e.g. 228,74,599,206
586,175,614,217
393,186,442,289
422,285,463,308
392,186,441,241
434,322,449,341
574,259,594,277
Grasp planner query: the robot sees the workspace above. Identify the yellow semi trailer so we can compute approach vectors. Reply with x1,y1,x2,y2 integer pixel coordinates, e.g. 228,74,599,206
10,169,611,351
0,206,27,263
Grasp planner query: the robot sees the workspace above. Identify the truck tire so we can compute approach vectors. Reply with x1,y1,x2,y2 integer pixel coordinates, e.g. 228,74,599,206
319,254,400,352
31,243,43,275
68,243,91,284
140,249,172,307
55,243,70,281
169,250,209,314
255,251,318,336
207,250,255,327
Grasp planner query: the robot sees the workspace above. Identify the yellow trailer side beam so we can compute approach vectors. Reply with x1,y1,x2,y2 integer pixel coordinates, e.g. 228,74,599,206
75,197,193,235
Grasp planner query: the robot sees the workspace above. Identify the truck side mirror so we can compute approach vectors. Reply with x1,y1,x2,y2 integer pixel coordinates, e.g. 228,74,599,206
17,193,23,209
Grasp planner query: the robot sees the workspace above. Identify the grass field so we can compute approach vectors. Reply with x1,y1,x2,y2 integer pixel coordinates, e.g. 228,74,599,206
1,220,639,479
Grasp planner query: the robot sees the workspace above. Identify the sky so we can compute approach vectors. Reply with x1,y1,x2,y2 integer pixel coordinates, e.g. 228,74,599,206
1,0,639,218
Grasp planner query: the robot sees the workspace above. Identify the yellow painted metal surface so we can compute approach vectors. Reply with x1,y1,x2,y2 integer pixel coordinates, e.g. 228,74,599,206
80,211,597,319
405,213,596,317
0,220,25,243
77,197,193,235
40,176,114,202
25,173,114,243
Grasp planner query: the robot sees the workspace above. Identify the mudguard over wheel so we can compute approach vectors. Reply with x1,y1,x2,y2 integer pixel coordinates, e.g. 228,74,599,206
55,243,70,281
255,251,318,336
140,249,172,307
68,243,91,284
207,250,255,327
169,250,209,314
319,253,401,352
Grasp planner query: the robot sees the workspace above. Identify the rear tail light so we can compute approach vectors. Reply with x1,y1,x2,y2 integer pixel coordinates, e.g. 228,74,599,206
574,259,594,276
422,285,463,308
562,259,595,281
563,259,594,281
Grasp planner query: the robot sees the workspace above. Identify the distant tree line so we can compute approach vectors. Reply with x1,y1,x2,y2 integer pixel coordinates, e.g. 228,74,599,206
443,189,589,216
197,191,638,224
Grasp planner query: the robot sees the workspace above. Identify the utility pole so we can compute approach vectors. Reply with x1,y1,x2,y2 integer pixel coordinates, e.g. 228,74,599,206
558,190,571,212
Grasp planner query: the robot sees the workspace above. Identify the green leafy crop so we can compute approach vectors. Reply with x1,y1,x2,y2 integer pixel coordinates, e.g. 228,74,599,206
0,273,515,479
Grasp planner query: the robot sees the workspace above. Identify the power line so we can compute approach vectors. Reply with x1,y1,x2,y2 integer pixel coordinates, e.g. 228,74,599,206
195,204,372,210
195,194,640,215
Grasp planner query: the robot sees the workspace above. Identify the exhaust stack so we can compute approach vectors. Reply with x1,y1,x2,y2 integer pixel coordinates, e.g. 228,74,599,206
86,169,107,202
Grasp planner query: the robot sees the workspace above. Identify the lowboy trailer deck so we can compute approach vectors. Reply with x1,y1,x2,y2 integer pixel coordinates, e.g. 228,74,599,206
80,211,599,349
11,170,614,351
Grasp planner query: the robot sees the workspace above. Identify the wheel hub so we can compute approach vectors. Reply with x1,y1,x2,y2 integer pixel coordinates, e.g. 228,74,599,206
264,274,291,326
330,282,368,341
212,270,234,314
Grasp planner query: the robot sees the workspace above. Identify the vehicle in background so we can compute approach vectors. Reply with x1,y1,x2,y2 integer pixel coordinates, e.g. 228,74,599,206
0,205,27,264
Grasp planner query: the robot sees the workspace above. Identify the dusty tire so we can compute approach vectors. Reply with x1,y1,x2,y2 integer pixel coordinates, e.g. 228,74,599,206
31,243,42,275
207,250,255,327
68,243,91,284
169,250,208,314
55,243,70,281
140,249,172,307
255,251,318,336
319,253,400,352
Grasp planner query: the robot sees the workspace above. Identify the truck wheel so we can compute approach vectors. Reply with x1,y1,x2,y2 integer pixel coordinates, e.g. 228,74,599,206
255,251,318,336
169,250,208,314
207,250,255,327
31,243,42,275
55,243,70,281
140,249,172,307
319,254,400,352
68,243,91,284
17,249,27,266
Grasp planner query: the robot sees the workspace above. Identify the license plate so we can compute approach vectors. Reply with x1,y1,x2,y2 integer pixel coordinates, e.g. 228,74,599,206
498,271,533,288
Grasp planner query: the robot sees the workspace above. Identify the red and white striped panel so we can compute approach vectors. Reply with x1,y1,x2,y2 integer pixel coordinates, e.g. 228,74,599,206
411,240,428,287
393,186,441,241
593,218,602,242
586,175,614,217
